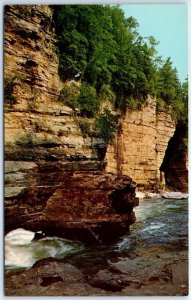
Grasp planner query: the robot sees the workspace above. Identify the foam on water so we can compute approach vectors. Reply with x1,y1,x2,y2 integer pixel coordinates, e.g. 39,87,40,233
5,228,35,245
116,197,188,253
5,229,84,270
141,223,165,232
5,244,35,268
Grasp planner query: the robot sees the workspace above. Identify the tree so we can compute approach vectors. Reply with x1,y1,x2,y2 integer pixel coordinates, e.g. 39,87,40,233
156,58,185,122
53,4,186,123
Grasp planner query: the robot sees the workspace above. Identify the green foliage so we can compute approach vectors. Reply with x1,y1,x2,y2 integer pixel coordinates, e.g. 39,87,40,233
52,4,159,111
156,97,165,112
99,84,116,104
59,81,99,118
156,58,180,105
94,109,118,144
53,4,187,129
59,81,80,109
180,78,188,125
58,30,88,81
77,83,99,117
156,59,187,122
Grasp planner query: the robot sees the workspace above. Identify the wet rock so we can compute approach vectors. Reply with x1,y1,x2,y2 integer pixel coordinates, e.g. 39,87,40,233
5,163,138,242
171,262,188,286
5,250,188,296
88,269,135,292
5,258,108,296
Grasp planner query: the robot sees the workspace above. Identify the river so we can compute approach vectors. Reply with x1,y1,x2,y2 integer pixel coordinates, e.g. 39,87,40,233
5,196,188,295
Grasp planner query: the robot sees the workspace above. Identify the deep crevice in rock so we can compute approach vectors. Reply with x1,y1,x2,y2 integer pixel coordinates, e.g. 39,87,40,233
160,123,188,192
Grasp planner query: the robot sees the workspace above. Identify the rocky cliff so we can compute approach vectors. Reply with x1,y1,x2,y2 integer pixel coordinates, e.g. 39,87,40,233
4,5,187,238
4,5,138,240
105,97,176,189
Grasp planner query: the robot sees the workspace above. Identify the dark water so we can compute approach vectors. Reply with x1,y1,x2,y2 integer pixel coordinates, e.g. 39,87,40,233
5,197,188,275
118,197,188,252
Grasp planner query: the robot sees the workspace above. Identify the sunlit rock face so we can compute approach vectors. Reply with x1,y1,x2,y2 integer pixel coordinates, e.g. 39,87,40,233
4,5,138,242
105,97,176,189
5,160,138,242
4,4,186,244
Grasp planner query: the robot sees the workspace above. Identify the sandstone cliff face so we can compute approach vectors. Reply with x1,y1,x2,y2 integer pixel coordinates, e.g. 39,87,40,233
4,5,95,160
4,5,138,239
105,97,176,189
4,5,186,237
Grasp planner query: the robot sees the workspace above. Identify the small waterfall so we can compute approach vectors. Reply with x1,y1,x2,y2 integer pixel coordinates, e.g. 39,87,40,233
5,228,84,271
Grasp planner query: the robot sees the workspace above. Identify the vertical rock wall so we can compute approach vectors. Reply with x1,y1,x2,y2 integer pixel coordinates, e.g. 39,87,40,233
4,5,138,238
4,5,94,159
4,5,61,110
4,4,184,197
105,96,176,189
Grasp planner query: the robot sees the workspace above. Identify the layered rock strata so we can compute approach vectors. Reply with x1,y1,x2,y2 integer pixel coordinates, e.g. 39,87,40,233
4,5,104,164
105,97,176,189
4,5,187,240
5,160,138,242
5,5,138,240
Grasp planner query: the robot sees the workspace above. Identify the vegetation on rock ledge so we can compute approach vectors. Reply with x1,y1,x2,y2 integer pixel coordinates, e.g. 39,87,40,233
52,4,188,149
52,4,187,125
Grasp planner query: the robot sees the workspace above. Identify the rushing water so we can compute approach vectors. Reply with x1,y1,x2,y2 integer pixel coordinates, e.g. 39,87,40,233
117,197,188,253
5,235,84,274
5,197,188,275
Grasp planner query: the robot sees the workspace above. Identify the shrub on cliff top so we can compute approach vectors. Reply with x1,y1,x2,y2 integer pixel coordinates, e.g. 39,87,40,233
53,5,187,126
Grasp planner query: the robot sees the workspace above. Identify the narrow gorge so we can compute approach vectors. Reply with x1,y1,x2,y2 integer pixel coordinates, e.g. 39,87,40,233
4,5,188,237
4,4,188,297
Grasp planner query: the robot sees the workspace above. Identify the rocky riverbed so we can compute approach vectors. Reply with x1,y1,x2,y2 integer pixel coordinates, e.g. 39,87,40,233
5,196,188,296
5,250,188,296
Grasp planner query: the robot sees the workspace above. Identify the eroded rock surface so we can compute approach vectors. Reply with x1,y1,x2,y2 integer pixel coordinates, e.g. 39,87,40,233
106,97,176,189
5,160,138,242
5,250,188,296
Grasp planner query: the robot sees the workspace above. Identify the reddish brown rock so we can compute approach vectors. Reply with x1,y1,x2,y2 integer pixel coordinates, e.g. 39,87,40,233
5,160,138,242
